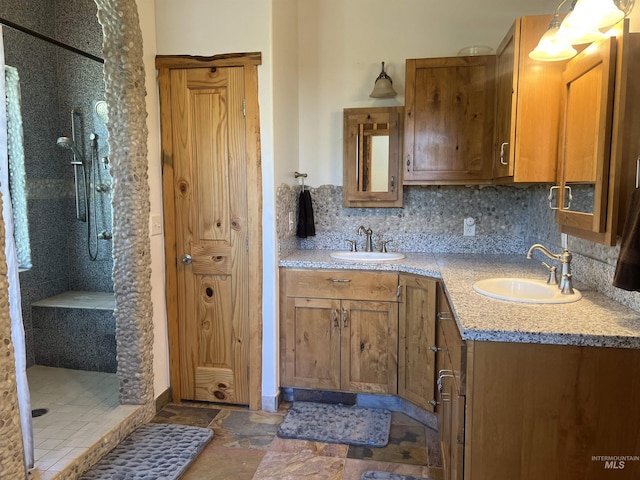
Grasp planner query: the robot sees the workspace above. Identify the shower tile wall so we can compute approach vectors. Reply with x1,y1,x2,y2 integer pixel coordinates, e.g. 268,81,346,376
1,0,114,368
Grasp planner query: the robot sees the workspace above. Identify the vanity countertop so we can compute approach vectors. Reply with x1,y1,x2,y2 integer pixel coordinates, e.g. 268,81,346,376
280,250,640,349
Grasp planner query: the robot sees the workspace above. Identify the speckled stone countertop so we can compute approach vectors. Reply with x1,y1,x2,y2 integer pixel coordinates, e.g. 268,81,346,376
280,250,640,349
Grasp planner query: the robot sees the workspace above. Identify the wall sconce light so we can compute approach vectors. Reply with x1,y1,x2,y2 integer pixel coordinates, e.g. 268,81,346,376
369,62,397,98
529,0,633,61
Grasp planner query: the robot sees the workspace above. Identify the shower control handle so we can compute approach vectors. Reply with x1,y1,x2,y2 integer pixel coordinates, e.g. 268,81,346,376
181,254,192,265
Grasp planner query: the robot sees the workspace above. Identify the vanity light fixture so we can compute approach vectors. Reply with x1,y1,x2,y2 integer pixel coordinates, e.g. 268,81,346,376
529,0,634,61
369,62,397,98
529,6,578,62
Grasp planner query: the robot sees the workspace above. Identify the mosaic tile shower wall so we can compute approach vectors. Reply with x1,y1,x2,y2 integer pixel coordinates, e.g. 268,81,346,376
1,0,114,368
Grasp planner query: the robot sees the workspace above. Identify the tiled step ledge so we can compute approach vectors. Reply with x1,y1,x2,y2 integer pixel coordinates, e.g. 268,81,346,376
31,291,115,311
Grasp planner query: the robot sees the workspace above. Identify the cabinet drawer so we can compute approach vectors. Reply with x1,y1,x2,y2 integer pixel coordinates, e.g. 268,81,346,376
285,269,398,302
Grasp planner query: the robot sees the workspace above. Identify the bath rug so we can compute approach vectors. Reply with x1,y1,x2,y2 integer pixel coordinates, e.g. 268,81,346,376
80,423,212,479
277,401,391,447
361,472,432,480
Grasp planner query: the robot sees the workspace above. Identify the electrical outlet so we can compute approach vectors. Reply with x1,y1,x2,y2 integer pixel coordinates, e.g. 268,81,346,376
288,212,294,231
150,213,163,236
463,217,476,237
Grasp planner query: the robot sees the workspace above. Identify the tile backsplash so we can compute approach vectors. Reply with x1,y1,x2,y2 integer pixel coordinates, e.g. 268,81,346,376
277,183,639,313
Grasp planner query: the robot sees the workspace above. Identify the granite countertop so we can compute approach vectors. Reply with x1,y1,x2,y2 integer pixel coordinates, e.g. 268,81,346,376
280,250,640,349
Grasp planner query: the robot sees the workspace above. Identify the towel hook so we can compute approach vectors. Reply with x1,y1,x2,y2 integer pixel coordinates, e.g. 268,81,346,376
294,171,308,192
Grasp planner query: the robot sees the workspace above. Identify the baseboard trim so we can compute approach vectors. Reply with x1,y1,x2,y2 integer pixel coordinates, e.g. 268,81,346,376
262,391,280,412
155,388,172,412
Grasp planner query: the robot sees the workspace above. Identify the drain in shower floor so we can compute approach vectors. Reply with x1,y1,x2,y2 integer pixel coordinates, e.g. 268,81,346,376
31,408,48,417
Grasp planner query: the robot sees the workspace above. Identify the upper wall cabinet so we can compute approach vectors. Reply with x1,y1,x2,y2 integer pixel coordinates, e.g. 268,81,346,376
343,106,403,208
403,56,495,184
494,15,567,183
555,21,640,246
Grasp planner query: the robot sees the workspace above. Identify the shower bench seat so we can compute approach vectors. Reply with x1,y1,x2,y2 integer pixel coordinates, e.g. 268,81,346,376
31,291,116,373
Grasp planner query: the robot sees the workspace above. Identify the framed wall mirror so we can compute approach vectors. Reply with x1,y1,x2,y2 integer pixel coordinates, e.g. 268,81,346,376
343,106,403,207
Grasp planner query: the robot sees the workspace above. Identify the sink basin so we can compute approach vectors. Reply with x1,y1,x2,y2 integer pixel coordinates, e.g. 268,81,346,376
330,251,405,263
472,277,581,304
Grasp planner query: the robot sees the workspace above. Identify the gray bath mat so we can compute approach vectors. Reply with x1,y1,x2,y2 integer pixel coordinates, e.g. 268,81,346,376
277,401,391,447
361,472,432,480
80,423,213,479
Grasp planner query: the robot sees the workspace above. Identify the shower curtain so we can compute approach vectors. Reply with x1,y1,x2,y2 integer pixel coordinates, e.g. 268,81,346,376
0,26,34,472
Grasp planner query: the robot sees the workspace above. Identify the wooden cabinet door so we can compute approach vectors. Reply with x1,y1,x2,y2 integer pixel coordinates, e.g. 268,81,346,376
404,56,495,184
168,66,252,405
341,300,398,394
493,20,517,179
494,15,565,183
284,297,341,390
398,274,437,411
556,37,616,236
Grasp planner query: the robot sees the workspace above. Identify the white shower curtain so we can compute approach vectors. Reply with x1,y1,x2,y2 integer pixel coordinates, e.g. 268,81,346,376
0,26,34,472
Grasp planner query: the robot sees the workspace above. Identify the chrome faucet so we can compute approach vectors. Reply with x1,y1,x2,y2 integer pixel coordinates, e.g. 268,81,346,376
357,226,374,252
526,243,574,294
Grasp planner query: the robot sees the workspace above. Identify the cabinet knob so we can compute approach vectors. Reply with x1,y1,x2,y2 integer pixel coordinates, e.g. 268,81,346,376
428,399,440,407
437,312,452,321
181,254,192,265
342,309,348,327
333,309,339,327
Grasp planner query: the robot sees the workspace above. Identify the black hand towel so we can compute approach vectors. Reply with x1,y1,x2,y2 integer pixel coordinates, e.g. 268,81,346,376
613,188,640,291
296,189,316,238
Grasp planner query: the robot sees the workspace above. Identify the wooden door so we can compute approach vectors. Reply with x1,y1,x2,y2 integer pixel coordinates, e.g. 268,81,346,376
341,300,398,394
170,66,250,405
283,297,341,390
398,274,437,411
404,56,495,184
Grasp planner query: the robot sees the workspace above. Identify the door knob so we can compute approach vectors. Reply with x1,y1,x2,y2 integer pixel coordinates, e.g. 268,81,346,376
181,254,192,264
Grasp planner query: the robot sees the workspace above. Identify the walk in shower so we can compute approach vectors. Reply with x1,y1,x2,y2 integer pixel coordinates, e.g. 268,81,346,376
1,0,124,475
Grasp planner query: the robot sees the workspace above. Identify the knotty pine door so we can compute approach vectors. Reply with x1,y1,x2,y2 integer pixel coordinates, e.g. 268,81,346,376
165,65,252,405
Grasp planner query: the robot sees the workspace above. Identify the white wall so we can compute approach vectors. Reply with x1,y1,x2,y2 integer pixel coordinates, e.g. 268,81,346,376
153,0,279,405
297,0,562,187
137,0,170,398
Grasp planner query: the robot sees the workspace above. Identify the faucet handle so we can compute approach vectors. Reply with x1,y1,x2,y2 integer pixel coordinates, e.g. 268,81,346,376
379,240,393,253
541,262,558,285
345,239,357,252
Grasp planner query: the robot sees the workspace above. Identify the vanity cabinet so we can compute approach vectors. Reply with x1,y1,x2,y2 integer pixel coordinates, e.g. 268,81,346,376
398,274,438,411
435,284,640,480
555,21,640,245
280,269,399,394
493,15,566,183
403,56,495,184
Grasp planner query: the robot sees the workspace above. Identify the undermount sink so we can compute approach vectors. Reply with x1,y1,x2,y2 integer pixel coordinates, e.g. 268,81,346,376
330,251,405,263
473,277,582,304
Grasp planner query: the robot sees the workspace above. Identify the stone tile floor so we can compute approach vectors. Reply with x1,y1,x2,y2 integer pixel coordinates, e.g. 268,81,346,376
151,402,443,480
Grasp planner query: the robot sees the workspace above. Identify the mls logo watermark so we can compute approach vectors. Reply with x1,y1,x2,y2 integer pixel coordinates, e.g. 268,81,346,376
592,455,640,470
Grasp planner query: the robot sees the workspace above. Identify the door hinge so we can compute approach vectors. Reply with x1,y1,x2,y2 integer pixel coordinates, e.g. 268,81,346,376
242,98,246,117
246,236,249,252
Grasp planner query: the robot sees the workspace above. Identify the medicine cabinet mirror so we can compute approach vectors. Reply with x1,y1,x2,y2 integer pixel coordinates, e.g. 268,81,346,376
343,106,403,207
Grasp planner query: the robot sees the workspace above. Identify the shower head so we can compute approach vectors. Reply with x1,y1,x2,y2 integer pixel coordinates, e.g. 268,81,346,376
56,137,84,163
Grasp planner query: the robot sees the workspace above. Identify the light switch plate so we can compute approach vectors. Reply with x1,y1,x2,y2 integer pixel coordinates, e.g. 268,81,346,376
150,213,163,236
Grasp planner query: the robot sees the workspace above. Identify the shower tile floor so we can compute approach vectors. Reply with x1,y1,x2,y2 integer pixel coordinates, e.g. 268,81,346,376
27,365,137,480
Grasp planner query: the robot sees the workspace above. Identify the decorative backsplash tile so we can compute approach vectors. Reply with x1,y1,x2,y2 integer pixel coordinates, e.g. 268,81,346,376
277,182,639,312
